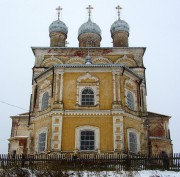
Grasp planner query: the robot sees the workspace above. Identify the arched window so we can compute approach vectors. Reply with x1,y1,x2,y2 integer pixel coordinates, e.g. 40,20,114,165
81,88,94,106
80,130,95,150
41,92,49,110
38,132,46,152
129,132,138,153
127,91,135,110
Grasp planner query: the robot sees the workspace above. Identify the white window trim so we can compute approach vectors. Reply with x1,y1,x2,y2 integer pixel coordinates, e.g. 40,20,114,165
36,127,48,153
39,89,51,111
127,128,140,154
76,73,99,107
79,86,97,106
51,116,63,150
125,90,136,111
75,126,100,152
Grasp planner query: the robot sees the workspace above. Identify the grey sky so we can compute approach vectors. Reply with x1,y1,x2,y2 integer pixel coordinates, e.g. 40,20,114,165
0,0,180,153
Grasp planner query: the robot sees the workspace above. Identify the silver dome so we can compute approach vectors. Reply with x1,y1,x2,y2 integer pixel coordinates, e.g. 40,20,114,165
49,19,68,34
110,18,129,34
78,18,101,36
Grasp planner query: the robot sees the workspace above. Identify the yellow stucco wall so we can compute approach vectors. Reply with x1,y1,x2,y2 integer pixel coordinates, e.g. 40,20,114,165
63,72,113,110
61,116,113,152
33,117,52,151
123,117,142,151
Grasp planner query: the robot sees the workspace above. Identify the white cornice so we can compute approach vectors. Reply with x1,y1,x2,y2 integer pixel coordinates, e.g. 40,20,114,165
32,109,143,122
64,110,111,116
124,112,141,121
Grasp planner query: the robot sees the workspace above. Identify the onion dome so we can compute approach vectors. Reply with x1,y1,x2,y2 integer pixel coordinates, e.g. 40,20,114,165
78,5,102,47
49,19,68,35
78,17,101,37
111,5,130,47
49,6,68,47
110,18,129,35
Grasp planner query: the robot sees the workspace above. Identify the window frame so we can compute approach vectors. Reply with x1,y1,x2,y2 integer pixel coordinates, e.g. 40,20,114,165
80,130,95,151
76,73,99,108
81,87,95,106
127,128,140,154
41,91,49,111
36,128,48,153
126,91,135,110
38,132,46,152
75,126,100,152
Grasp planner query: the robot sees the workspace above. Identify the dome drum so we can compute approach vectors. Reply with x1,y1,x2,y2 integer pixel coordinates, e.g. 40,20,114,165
112,31,129,47
49,19,68,47
78,33,101,47
78,18,102,47
110,18,129,47
50,32,67,47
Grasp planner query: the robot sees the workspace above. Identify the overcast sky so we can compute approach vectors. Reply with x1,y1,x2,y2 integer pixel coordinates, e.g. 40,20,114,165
0,0,180,154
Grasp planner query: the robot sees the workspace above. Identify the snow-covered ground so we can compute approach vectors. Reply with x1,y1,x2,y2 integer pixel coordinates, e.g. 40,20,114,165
75,170,180,177
1,169,180,176
101,170,180,177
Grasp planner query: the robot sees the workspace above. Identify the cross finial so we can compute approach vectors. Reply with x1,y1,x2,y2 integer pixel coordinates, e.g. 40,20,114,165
56,6,63,20
116,5,122,19
86,5,93,18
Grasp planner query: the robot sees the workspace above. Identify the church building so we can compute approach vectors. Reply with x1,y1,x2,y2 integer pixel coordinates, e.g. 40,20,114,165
8,5,173,155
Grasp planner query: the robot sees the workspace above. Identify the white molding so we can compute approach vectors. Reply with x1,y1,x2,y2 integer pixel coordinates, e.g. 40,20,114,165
77,72,99,82
92,57,113,64
75,125,100,152
41,57,63,66
113,73,116,102
39,88,51,111
76,73,99,107
113,116,124,151
64,110,111,116
60,73,64,103
115,55,137,66
55,72,59,102
36,127,48,153
66,57,84,64
32,110,141,122
125,79,138,111
140,84,147,112
127,128,140,154
36,71,53,83
124,112,141,121
39,80,51,90
51,116,63,150
78,86,98,106
117,73,121,102
125,90,136,111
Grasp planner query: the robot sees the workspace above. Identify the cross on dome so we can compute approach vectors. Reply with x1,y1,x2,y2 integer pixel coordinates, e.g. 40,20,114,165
116,5,122,19
86,5,93,18
56,6,63,20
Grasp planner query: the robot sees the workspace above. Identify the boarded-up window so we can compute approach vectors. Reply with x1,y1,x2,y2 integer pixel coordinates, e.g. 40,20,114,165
41,92,49,110
38,132,46,152
127,92,134,110
129,132,137,153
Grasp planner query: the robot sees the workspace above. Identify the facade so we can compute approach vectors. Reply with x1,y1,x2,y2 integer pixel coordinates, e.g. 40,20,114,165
8,5,173,155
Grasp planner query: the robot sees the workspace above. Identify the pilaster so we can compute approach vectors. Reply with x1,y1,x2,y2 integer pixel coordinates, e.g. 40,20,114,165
113,116,124,152
112,71,121,109
51,116,63,151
